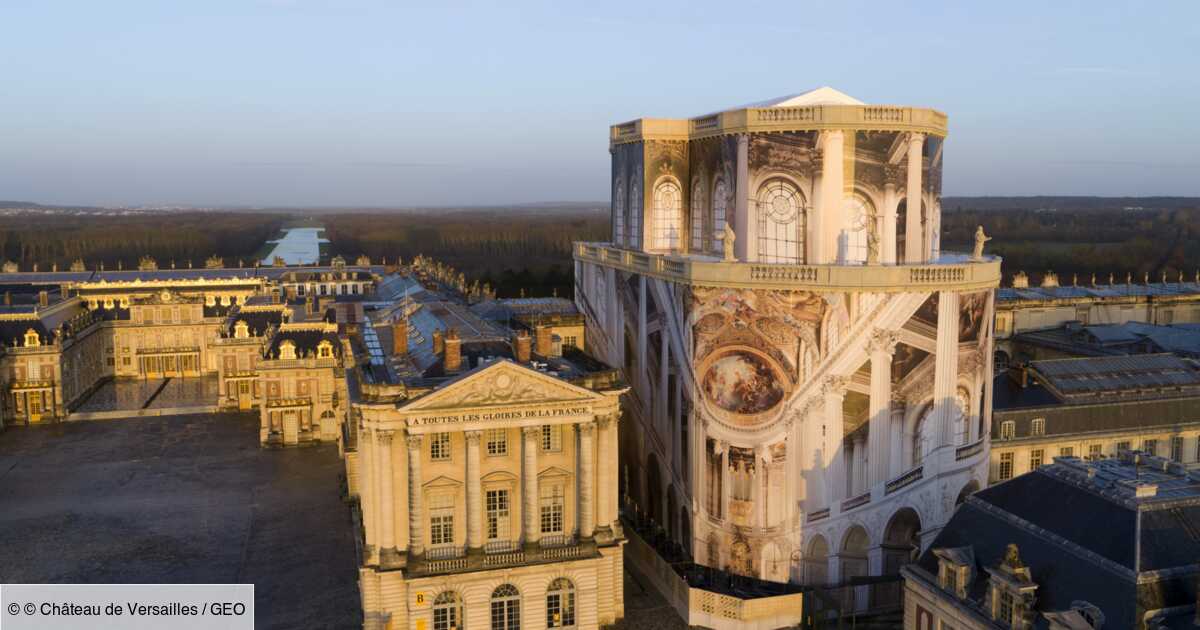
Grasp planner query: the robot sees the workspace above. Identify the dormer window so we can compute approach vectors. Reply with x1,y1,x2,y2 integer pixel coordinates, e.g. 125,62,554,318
234,321,250,339
986,544,1038,629
317,340,333,358
279,340,296,360
23,328,40,347
933,546,974,600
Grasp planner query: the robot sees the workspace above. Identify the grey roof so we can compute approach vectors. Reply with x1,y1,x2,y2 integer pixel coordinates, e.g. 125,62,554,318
1030,353,1200,399
998,281,1200,303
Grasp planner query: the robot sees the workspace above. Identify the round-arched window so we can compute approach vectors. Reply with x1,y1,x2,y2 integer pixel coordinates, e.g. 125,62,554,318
712,177,729,254
433,591,462,630
613,179,626,245
842,195,873,264
756,179,805,263
653,180,682,251
490,584,520,630
546,578,575,629
690,179,705,251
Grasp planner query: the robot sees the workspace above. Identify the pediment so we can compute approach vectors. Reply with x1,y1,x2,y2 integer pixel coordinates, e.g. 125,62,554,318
481,470,518,484
538,465,573,481
423,475,463,490
400,359,603,413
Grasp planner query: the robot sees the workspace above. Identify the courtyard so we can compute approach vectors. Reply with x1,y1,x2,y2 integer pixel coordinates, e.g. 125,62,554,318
0,412,361,629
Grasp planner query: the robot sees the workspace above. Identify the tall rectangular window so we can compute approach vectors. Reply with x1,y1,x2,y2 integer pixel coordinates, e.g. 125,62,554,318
1170,436,1183,461
1088,443,1102,460
1144,439,1158,456
541,425,562,452
998,453,1014,481
1116,440,1131,454
1029,449,1043,470
430,432,451,461
486,489,510,540
540,485,564,535
1030,418,1045,437
1059,446,1074,457
999,421,1015,441
486,429,508,456
429,494,454,546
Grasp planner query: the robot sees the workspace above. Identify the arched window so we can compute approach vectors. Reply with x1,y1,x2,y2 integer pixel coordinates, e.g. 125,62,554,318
954,388,971,446
914,406,935,467
490,584,521,630
711,177,729,254
690,179,705,252
756,179,805,263
546,578,575,629
628,179,641,248
433,591,463,630
652,180,682,251
613,179,625,245
841,195,873,264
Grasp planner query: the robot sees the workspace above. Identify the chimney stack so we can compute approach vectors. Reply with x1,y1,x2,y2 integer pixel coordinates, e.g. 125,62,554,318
38,290,48,308
432,329,444,356
444,328,462,373
392,317,408,357
514,329,532,363
535,323,553,357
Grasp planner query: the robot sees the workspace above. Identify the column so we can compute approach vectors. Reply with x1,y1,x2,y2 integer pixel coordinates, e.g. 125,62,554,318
851,435,865,495
637,277,647,394
718,440,731,521
403,432,421,558
596,412,616,535
659,329,669,453
819,130,845,264
823,377,848,506
882,166,899,264
465,430,483,551
933,292,961,453
522,425,541,546
785,418,799,527
889,394,907,478
904,133,924,263
378,430,398,561
809,148,824,264
800,398,824,510
734,133,750,261
578,422,597,539
868,330,899,488
361,425,377,560
751,445,766,527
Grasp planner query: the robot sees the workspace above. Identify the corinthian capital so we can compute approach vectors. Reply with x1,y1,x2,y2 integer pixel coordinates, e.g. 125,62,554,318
401,432,418,449
867,329,901,355
464,430,482,446
822,375,851,397
809,148,824,175
883,164,903,187
522,425,542,439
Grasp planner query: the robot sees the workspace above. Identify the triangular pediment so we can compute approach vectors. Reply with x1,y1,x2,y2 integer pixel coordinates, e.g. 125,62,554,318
400,359,604,413
538,465,573,481
422,475,463,490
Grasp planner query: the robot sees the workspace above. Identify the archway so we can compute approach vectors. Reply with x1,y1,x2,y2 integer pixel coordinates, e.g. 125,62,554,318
882,507,922,574
804,535,829,585
679,506,692,559
760,542,788,583
665,483,678,542
839,526,870,611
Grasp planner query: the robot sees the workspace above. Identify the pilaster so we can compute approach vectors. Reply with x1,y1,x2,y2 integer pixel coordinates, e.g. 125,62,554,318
734,134,750,261
465,430,483,551
934,291,961,451
578,422,597,539
868,329,899,488
378,430,399,564
823,376,849,506
403,432,422,559
522,425,541,547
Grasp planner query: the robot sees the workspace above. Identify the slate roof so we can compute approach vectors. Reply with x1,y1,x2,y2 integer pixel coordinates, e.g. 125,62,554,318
998,281,1200,303
915,456,1200,628
227,308,286,337
266,329,341,360
1030,353,1200,399
0,319,50,348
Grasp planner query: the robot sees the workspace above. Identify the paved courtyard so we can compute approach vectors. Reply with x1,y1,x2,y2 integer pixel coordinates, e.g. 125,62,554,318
0,412,361,629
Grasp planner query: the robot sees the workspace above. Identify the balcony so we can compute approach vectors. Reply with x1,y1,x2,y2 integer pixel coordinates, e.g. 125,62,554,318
408,538,598,577
575,243,1000,293
885,465,924,495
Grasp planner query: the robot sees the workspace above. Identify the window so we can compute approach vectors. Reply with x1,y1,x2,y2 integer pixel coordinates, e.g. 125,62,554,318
999,421,1015,441
1029,449,1044,469
1059,446,1074,458
541,425,562,452
629,180,641,248
433,591,462,630
841,195,872,264
546,578,576,629
690,179,705,251
1171,436,1184,462
561,335,577,348
998,453,1014,480
756,179,805,263
1030,418,1045,437
996,589,1014,624
652,180,682,251
613,179,625,245
430,432,451,461
486,429,508,456
540,485,564,535
711,177,728,254
1088,443,1103,460
490,584,520,630
486,489,510,540
1144,439,1158,456
430,494,454,546
1116,440,1131,454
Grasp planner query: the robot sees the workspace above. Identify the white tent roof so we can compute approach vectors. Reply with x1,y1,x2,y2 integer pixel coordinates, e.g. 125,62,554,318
727,86,865,111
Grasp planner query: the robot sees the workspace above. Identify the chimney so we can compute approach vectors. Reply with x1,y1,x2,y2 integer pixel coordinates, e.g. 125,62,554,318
432,329,444,356
392,318,408,357
444,328,462,373
514,329,532,363
285,285,297,302
535,323,553,357
38,290,48,308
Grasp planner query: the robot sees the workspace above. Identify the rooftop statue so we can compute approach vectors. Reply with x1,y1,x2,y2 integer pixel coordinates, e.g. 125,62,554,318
971,225,991,261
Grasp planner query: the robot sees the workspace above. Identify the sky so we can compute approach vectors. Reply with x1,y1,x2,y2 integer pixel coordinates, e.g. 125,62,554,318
1,0,1198,207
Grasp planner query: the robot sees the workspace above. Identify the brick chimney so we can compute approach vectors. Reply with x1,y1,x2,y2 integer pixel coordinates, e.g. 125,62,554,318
514,329,532,363
38,290,48,308
392,318,408,357
432,329,444,356
535,323,553,357
444,328,462,373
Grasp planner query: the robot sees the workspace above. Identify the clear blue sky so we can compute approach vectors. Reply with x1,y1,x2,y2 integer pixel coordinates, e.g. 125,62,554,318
1,0,1197,207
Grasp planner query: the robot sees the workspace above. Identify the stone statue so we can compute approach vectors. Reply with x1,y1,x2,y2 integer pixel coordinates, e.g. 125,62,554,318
1003,543,1024,569
971,225,991,261
723,223,736,262
866,223,880,264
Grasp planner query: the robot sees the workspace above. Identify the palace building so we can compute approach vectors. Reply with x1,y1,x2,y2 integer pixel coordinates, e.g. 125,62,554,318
574,87,1001,618
348,272,627,630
